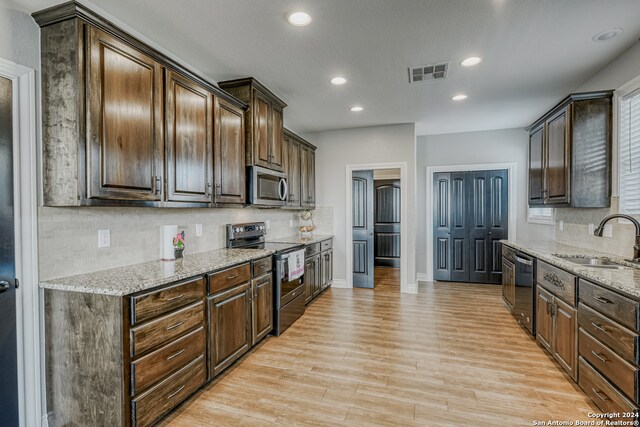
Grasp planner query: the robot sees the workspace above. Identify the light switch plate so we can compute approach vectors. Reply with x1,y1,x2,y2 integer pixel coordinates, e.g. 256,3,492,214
559,220,564,231
588,223,595,235
266,220,271,230
98,229,110,248
603,224,613,238
196,224,203,237
289,219,294,228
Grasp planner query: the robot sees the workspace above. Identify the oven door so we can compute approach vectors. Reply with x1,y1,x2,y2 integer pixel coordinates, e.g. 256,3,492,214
249,166,287,207
278,256,304,307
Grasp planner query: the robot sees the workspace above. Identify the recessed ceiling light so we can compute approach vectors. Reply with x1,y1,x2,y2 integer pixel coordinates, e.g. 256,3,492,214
452,94,468,101
460,56,482,67
287,11,312,26
592,28,623,42
350,106,364,112
330,77,347,85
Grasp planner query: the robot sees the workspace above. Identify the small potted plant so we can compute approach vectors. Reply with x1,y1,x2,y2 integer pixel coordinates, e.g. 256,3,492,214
173,231,185,259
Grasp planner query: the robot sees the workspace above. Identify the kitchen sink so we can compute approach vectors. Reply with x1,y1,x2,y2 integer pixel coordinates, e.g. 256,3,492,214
552,255,630,270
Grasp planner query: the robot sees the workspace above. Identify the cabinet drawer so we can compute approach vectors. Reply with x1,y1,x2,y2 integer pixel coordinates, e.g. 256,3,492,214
320,239,333,252
502,245,516,263
578,357,637,418
208,263,250,295
537,261,576,306
131,326,205,395
131,276,204,325
579,303,639,365
130,301,204,357
579,279,639,332
131,355,206,427
252,256,273,278
305,243,320,258
580,328,638,403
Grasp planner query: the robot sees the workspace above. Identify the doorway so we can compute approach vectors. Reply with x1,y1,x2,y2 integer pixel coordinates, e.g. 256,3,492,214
432,169,508,285
0,75,19,426
352,168,401,289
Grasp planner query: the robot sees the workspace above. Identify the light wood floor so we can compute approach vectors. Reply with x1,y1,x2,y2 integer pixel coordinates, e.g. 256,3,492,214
162,267,596,426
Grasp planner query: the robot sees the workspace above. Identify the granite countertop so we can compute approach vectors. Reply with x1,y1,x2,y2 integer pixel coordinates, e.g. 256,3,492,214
501,240,640,299
268,234,333,245
39,248,275,297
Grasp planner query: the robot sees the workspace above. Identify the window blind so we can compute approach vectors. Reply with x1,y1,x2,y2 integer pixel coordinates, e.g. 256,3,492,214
619,89,640,214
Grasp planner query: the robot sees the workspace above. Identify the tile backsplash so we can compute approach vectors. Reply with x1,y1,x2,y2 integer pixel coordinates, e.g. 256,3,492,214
38,206,333,280
555,197,637,259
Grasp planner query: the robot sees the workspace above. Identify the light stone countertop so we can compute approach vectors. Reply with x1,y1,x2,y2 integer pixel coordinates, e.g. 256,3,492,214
39,248,275,296
268,234,333,245
501,240,640,300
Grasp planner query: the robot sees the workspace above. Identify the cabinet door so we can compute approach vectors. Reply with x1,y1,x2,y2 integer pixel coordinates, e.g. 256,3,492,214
214,98,246,204
287,138,301,207
536,287,553,352
269,106,284,172
553,297,577,380
301,146,316,208
312,254,321,297
253,91,271,169
165,70,213,203
321,249,333,290
252,274,273,345
208,283,251,378
86,27,163,201
545,107,570,204
528,125,545,205
307,149,316,207
304,257,314,304
501,257,515,311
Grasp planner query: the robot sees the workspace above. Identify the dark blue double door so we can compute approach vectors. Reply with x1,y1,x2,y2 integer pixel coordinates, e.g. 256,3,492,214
433,169,508,284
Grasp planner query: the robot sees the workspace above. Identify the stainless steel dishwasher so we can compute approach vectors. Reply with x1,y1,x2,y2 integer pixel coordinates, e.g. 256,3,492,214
514,251,536,336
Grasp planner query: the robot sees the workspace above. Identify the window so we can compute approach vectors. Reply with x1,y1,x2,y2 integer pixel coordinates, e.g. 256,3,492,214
619,88,640,215
528,206,554,225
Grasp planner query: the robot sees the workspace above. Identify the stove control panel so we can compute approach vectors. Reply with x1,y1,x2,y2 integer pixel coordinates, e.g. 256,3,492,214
226,222,267,246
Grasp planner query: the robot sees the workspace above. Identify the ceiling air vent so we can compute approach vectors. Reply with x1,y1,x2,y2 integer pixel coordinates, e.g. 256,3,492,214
408,62,449,83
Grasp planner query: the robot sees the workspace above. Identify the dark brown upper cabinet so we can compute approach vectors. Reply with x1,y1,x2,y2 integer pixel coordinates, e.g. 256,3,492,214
283,129,316,210
218,78,287,173
301,143,316,209
165,70,213,204
34,2,246,207
86,26,165,202
527,91,613,208
214,98,246,205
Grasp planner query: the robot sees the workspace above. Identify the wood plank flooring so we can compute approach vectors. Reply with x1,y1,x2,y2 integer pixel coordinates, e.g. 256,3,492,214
162,267,597,426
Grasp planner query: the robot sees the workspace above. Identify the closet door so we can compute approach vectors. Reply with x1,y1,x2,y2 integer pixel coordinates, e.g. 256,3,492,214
433,173,451,281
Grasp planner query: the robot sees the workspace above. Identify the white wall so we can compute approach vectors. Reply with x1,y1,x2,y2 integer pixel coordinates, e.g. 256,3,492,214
416,128,555,276
576,42,640,92
0,5,39,71
305,124,417,288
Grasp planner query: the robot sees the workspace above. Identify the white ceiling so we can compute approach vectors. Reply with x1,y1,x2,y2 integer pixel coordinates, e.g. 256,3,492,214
10,0,640,135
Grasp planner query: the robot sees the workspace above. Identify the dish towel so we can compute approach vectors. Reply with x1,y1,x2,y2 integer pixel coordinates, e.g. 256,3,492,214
288,250,305,280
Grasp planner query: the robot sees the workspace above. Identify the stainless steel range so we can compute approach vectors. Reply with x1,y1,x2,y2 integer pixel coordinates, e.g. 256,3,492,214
226,222,306,335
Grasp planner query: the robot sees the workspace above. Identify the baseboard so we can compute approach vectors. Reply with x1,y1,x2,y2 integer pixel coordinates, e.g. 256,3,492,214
331,279,349,288
416,273,428,283
42,413,50,427
403,283,418,294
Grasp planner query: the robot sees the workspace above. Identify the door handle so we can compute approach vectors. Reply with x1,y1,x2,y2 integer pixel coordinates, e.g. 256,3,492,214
0,281,10,293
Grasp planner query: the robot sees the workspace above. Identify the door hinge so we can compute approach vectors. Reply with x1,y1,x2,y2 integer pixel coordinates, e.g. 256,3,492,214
15,278,19,289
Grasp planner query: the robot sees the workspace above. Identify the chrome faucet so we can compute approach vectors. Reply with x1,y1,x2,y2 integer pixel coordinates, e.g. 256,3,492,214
593,214,640,263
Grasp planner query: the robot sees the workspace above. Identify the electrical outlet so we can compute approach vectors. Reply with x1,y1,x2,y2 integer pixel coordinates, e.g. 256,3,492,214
588,223,595,235
266,220,271,230
603,224,613,238
196,224,203,237
98,229,110,248
559,220,564,231
289,219,294,228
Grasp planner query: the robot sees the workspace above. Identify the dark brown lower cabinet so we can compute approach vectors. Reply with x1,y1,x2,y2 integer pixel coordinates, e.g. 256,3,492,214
501,257,515,311
304,255,318,304
536,285,577,381
207,282,252,378
321,249,333,291
252,273,273,345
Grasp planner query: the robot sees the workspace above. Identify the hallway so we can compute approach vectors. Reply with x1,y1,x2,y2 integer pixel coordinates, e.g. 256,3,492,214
163,277,596,426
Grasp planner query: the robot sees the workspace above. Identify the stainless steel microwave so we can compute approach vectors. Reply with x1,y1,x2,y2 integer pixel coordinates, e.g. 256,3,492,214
248,166,288,207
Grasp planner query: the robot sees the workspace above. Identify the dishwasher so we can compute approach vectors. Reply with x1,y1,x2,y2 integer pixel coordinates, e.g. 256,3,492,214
514,251,536,336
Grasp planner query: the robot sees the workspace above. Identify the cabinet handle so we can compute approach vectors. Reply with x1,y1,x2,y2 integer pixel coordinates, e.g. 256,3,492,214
166,385,186,400
227,275,238,280
546,302,551,315
591,388,609,402
166,348,186,361
593,296,613,304
591,351,608,363
591,322,608,333
166,294,184,302
206,182,212,198
216,184,222,198
154,176,162,196
166,321,185,331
